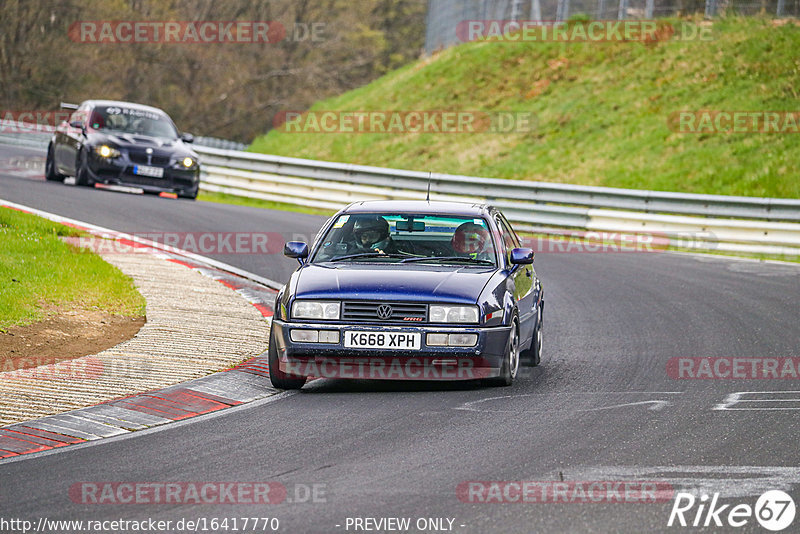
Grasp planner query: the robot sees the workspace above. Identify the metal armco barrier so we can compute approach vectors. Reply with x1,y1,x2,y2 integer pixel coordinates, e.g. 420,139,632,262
193,145,800,256
1,121,798,256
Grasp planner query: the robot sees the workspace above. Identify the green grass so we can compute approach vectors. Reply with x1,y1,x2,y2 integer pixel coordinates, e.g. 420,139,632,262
250,16,800,199
0,207,146,331
198,191,335,217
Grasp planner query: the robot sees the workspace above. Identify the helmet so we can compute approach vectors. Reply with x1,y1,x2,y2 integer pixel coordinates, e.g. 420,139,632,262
353,216,390,249
452,222,490,255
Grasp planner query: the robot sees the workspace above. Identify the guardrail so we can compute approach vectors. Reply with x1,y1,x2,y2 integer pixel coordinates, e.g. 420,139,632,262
1,121,798,256
0,121,53,149
193,145,800,256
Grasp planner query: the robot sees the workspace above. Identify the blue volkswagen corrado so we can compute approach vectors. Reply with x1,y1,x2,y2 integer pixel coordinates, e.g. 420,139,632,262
269,200,544,389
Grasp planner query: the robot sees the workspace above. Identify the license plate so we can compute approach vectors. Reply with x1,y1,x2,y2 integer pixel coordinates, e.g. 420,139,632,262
344,331,421,350
133,165,164,178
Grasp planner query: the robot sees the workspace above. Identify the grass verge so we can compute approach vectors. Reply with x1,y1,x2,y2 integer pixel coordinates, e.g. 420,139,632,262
250,16,800,199
0,207,146,331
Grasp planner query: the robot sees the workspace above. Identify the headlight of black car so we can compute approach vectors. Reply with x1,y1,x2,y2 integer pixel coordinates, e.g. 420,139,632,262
178,156,198,170
94,145,121,159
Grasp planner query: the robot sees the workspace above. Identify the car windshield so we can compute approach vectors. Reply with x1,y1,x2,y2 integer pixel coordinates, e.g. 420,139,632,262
88,106,179,139
311,213,497,267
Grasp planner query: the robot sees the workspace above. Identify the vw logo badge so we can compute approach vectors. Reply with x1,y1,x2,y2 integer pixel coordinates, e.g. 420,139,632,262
376,304,393,320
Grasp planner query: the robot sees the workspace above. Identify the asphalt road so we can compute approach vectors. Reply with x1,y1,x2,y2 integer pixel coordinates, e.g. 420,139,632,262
2,144,800,533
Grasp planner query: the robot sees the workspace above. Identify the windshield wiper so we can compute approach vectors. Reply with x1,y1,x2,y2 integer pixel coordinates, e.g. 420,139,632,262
400,256,495,265
328,252,409,262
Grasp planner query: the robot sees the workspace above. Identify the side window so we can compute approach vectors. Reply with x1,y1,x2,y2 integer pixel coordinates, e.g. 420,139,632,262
495,216,518,268
500,215,521,248
71,105,89,126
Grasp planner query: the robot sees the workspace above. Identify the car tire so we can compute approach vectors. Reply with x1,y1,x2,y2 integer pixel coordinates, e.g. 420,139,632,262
268,329,306,390
520,306,542,367
45,144,64,182
485,318,519,387
75,149,94,187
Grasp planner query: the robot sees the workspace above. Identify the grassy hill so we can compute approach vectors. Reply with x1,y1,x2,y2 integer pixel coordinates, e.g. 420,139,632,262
250,17,800,199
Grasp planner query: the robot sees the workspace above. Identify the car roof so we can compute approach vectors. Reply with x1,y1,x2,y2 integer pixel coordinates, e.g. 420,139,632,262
82,100,169,116
342,200,495,218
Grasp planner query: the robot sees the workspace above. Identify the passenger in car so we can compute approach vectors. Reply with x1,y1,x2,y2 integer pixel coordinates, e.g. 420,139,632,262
452,222,493,261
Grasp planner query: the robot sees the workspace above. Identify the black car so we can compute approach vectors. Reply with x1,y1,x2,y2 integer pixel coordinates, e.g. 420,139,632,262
269,200,544,390
45,100,200,199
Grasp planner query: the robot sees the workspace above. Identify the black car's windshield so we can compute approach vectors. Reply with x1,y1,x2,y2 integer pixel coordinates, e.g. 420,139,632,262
88,106,179,139
312,213,498,267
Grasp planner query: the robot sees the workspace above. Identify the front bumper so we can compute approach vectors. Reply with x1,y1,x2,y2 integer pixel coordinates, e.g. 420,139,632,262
87,152,199,196
271,320,512,381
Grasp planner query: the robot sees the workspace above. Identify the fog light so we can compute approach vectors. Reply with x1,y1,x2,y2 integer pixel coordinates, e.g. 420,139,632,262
449,333,478,347
426,333,448,347
319,330,340,344
291,330,319,343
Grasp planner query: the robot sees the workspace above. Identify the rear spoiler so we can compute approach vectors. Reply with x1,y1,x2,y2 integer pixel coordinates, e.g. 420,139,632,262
60,102,79,110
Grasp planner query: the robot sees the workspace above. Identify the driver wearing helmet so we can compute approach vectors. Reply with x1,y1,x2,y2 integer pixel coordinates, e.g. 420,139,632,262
352,216,399,254
452,222,492,261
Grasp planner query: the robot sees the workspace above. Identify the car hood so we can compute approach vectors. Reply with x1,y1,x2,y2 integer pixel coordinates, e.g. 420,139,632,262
293,263,495,303
88,132,193,154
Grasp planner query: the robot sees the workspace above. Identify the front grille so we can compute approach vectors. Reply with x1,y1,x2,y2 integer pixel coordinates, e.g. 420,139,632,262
121,173,171,187
342,301,427,323
129,151,170,166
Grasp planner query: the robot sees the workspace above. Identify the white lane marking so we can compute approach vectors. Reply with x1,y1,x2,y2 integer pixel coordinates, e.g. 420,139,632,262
562,466,800,499
713,391,800,411
456,392,683,413
579,400,672,412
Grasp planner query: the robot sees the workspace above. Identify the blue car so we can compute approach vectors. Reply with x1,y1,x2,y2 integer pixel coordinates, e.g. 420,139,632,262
269,200,544,389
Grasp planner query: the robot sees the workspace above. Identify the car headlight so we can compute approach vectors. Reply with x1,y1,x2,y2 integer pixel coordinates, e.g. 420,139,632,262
291,300,340,320
180,156,197,168
429,305,479,324
94,145,120,158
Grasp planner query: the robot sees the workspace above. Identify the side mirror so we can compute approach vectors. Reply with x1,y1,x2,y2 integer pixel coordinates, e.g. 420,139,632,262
69,121,85,133
180,132,194,143
284,241,309,262
510,247,534,265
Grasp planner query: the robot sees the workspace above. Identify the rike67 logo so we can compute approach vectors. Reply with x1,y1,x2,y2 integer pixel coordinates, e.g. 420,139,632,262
668,490,796,531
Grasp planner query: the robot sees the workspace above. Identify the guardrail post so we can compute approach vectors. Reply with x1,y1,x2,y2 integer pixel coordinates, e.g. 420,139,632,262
530,0,542,22
597,0,607,19
556,0,570,21
645,0,654,18
617,0,628,20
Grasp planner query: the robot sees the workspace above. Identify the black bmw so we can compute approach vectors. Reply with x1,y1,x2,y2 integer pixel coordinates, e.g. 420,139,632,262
45,100,200,199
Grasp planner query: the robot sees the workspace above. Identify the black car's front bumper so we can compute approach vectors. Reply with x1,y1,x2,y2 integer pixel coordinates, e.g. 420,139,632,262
271,320,512,381
87,151,199,197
